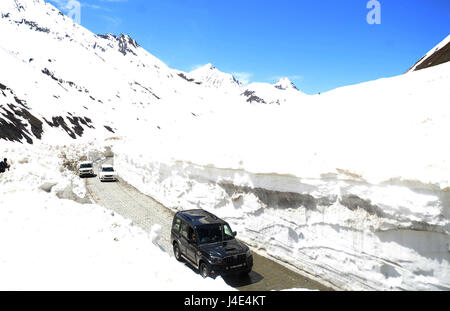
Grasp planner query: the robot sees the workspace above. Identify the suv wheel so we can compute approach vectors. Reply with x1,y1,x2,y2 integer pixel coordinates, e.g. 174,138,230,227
199,262,210,278
173,243,183,262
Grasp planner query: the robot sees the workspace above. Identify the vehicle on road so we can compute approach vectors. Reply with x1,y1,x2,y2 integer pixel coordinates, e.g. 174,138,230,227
99,164,118,182
171,209,253,278
78,161,94,177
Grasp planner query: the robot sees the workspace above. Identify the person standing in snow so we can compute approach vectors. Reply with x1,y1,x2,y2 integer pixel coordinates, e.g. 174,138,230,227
0,158,10,173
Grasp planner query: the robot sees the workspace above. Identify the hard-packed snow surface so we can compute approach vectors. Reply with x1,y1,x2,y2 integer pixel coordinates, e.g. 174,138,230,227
0,142,233,290
1,0,449,291
112,62,450,291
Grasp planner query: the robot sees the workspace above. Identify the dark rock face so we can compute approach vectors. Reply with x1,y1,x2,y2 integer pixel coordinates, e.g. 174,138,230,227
409,41,450,72
133,82,160,100
41,68,89,93
15,19,50,33
178,73,195,82
97,33,140,56
241,90,267,104
0,84,43,144
97,34,116,40
232,76,241,85
0,82,95,144
118,35,137,56
274,79,298,91
0,105,43,144
44,116,94,139
104,125,115,133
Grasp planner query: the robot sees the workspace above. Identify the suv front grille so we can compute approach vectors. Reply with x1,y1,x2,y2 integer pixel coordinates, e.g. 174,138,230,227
224,254,246,266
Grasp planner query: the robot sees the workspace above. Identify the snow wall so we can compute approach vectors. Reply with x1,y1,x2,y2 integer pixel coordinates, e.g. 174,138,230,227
113,146,450,291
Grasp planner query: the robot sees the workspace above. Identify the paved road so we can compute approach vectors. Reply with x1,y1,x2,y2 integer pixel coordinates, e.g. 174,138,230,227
85,157,332,291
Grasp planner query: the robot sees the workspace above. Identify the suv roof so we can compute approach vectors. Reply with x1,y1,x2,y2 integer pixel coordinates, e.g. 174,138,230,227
177,209,227,227
79,161,93,165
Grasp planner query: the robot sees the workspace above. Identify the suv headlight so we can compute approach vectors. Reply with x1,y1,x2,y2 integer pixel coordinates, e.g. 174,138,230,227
246,249,251,257
210,256,223,264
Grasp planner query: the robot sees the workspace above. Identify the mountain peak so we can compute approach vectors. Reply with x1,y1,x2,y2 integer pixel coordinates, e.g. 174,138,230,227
191,63,216,73
274,78,298,91
204,63,215,70
97,33,140,56
189,63,242,88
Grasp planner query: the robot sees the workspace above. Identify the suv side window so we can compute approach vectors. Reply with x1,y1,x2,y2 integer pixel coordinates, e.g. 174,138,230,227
224,224,234,241
181,222,189,239
188,227,197,243
173,217,181,232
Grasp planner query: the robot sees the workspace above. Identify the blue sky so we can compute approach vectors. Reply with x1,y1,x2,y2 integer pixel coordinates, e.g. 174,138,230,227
49,0,450,94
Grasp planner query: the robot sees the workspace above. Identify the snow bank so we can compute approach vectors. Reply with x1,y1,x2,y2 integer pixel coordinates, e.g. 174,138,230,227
113,147,449,291
1,0,449,291
112,63,450,291
0,142,233,291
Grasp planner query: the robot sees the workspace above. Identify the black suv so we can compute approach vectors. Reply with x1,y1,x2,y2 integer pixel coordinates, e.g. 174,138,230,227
171,209,253,278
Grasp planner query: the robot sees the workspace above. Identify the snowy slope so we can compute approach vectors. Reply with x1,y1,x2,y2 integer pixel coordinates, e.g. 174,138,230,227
112,62,450,291
0,141,234,290
243,78,306,105
188,63,243,89
0,0,216,143
273,78,298,91
0,0,304,145
1,0,449,291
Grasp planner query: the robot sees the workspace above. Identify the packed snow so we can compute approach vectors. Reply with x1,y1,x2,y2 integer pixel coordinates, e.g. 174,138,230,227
0,0,449,291
0,142,233,290
112,61,450,291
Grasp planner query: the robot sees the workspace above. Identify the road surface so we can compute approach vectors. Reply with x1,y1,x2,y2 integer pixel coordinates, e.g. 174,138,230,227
85,157,332,291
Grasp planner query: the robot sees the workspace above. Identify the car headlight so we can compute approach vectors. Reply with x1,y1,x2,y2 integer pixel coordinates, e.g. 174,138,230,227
210,256,223,264
246,249,251,257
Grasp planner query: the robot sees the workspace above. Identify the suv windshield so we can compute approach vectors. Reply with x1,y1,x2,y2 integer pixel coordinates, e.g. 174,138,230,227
197,224,235,245
80,163,92,169
102,167,114,172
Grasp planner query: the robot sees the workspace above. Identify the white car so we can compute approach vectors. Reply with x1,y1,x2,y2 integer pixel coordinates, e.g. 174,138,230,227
78,161,94,177
99,164,118,182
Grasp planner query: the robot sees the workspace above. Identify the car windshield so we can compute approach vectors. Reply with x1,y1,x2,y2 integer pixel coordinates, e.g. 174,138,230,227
80,163,92,169
197,224,235,245
102,167,114,172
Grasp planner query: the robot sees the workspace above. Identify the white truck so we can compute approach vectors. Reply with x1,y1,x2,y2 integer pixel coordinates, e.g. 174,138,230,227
99,164,118,182
78,161,94,177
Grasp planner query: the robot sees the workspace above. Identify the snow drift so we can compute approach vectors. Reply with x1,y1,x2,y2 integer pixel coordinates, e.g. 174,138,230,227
0,141,234,291
0,0,449,291
112,61,450,291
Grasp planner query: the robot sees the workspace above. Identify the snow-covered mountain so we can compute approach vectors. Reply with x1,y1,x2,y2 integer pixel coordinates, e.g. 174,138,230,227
0,0,174,143
187,63,243,89
273,77,298,91
408,34,450,72
0,0,308,144
1,0,449,291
